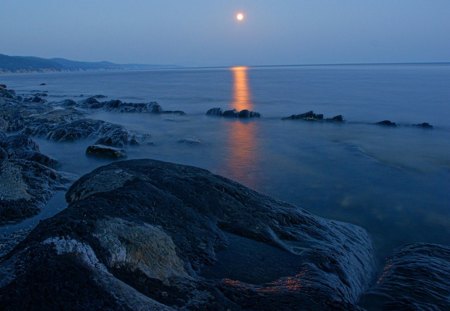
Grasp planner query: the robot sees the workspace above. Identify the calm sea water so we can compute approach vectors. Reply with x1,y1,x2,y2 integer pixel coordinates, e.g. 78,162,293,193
1,64,450,260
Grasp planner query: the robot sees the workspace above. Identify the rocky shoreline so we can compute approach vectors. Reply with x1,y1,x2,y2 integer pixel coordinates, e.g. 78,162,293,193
0,85,449,310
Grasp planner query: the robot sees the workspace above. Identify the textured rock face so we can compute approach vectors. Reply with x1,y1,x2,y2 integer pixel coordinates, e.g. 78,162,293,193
359,243,450,311
0,132,63,224
1,159,376,310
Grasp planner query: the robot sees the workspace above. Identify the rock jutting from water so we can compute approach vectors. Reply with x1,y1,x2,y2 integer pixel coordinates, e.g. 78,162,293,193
413,122,433,129
0,131,64,224
375,120,397,127
81,97,185,115
282,111,344,122
206,107,261,118
0,159,376,310
86,144,127,159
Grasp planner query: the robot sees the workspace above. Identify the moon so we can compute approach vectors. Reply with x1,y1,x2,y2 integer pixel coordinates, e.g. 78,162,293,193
236,12,245,22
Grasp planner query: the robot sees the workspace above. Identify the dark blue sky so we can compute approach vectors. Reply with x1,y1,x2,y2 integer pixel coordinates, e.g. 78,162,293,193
2,0,450,66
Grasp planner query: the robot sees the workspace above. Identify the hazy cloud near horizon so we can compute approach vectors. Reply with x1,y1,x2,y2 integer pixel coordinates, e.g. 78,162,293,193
2,0,450,66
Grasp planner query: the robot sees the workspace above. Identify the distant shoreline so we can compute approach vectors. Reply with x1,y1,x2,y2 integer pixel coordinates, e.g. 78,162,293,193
2,61,450,75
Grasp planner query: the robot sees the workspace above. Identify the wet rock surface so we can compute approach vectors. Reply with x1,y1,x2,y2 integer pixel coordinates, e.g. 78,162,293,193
0,159,376,310
0,132,64,224
359,243,450,310
86,144,127,159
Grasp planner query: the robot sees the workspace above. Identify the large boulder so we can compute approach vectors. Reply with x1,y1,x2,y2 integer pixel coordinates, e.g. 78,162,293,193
0,133,63,224
0,159,375,310
359,243,450,310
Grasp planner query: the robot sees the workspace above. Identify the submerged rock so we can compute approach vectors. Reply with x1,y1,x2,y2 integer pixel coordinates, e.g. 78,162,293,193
0,132,63,224
376,120,397,127
177,137,201,145
0,159,375,310
359,243,450,310
86,145,127,159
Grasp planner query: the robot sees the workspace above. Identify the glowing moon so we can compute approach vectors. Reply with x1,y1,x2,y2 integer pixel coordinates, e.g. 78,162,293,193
236,12,245,22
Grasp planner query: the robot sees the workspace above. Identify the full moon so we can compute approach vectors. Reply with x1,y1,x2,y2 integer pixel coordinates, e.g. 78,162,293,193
236,12,245,22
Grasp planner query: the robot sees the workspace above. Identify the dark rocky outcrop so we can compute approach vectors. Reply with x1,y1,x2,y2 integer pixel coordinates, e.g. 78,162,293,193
326,115,344,122
414,122,433,129
282,111,345,123
81,97,185,115
207,107,261,119
0,86,17,100
0,159,375,310
359,244,450,310
86,145,127,159
282,111,324,121
24,95,46,104
0,132,63,224
375,120,397,127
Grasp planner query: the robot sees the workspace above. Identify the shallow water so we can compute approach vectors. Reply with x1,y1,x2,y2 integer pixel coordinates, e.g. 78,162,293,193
1,65,449,260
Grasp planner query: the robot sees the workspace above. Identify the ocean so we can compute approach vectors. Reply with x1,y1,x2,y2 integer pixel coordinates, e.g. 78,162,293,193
1,64,449,260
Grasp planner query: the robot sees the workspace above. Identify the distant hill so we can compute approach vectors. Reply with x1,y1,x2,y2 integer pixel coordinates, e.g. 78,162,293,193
0,54,175,73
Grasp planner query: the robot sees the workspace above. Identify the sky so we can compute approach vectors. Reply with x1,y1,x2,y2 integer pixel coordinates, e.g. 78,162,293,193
1,0,450,66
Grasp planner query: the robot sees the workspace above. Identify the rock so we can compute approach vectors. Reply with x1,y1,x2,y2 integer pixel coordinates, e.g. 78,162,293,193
61,99,77,107
0,159,376,310
282,111,324,121
206,107,223,116
178,138,201,145
222,109,239,118
238,109,261,118
0,133,63,224
86,145,127,159
82,96,103,109
376,120,397,127
414,122,433,129
34,93,48,97
207,108,260,119
0,84,6,89
24,95,46,104
0,134,58,168
359,243,450,310
326,115,344,122
0,87,16,99
39,83,46,86
80,97,184,115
